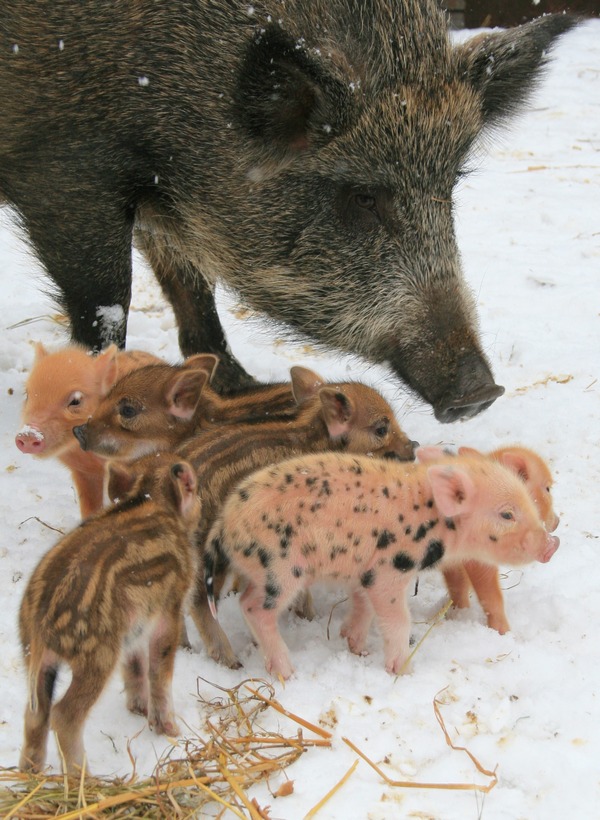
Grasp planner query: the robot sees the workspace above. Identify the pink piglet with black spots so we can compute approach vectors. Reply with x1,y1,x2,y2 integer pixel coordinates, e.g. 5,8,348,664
204,448,559,679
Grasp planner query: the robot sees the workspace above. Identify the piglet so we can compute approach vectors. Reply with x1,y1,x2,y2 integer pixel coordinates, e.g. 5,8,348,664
205,450,558,679
417,445,559,634
15,342,162,518
19,453,200,775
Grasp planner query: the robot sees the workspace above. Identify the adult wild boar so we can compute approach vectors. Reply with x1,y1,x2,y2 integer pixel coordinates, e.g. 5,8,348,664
0,2,578,420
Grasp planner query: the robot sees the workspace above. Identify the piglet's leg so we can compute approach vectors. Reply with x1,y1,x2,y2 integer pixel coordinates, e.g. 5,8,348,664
366,584,412,676
292,590,316,621
464,560,510,635
190,577,242,669
20,659,58,773
240,583,294,680
147,611,181,737
442,564,472,610
51,659,114,775
340,588,375,656
122,649,150,717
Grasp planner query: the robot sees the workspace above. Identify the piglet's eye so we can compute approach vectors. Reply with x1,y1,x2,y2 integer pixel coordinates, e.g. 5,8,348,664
373,418,390,439
68,391,83,408
500,511,514,521
118,400,141,420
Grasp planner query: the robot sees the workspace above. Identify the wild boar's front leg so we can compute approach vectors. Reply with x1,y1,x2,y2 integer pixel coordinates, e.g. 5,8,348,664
136,228,256,392
12,169,134,351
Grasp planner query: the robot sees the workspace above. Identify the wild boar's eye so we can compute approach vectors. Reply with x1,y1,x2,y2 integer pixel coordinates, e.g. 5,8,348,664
337,185,391,230
354,193,376,210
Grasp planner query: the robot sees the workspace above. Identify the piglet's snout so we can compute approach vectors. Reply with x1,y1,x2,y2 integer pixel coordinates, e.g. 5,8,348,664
15,427,46,454
540,534,560,564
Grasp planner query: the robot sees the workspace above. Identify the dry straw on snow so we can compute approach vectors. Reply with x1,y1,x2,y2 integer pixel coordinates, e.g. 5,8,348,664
1,664,497,817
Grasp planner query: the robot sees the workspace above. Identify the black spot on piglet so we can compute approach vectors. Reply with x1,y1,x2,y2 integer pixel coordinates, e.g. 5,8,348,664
393,552,415,572
420,540,445,570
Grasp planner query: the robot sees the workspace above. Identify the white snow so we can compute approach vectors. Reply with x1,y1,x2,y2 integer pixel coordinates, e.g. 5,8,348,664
0,20,598,819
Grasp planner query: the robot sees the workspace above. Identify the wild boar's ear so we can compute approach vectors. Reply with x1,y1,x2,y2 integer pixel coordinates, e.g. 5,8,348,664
290,366,325,404
459,14,580,129
182,353,219,381
95,345,119,395
427,465,476,518
106,462,136,503
319,387,354,438
165,370,210,420
234,25,355,162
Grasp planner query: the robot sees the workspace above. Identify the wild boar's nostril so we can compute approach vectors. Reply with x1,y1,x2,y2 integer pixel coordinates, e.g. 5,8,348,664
435,383,505,424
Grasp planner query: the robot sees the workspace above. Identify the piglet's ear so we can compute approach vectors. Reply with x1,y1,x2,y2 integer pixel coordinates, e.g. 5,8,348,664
319,387,354,439
33,341,49,362
415,445,446,464
457,446,484,459
182,353,219,381
498,451,530,483
165,370,210,420
290,366,325,404
106,462,136,504
170,461,200,521
427,465,476,518
95,344,119,395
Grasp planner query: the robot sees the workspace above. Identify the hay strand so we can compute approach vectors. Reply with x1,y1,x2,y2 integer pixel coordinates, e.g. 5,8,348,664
303,759,359,820
0,677,330,818
342,686,497,794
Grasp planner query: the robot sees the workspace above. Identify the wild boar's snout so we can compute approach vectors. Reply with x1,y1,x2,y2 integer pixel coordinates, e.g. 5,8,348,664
434,354,505,423
389,345,504,423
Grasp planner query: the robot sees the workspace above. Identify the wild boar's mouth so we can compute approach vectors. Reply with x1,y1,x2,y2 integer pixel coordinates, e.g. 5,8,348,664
435,381,505,423
389,350,505,423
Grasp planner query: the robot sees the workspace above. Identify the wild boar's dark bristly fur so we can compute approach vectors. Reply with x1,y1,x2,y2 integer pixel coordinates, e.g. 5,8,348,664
0,2,579,419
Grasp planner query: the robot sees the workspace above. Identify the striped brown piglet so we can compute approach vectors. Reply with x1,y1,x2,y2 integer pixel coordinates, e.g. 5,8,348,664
72,353,301,461
19,453,200,775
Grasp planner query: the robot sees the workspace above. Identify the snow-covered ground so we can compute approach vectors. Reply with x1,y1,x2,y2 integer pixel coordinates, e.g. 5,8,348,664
0,20,598,819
